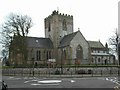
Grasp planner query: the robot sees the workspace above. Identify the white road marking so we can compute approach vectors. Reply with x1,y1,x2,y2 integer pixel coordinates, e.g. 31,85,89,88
9,77,14,79
24,78,75,86
31,83,59,86
15,78,21,80
105,78,109,80
71,80,75,83
24,79,38,83
9,77,21,80
38,80,61,83
24,77,28,79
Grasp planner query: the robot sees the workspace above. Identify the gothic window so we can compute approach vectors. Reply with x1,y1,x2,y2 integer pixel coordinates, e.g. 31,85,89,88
105,59,107,65
49,51,51,59
46,51,52,60
39,51,41,60
63,50,66,60
48,22,51,32
46,51,49,60
44,50,46,60
62,19,67,31
36,51,38,60
76,45,83,60
98,58,100,62
36,50,41,60
91,58,94,62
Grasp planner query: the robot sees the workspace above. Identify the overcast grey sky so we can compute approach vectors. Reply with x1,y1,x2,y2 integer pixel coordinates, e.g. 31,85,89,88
0,0,119,57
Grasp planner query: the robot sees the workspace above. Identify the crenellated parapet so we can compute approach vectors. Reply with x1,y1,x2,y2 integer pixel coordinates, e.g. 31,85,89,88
45,10,73,20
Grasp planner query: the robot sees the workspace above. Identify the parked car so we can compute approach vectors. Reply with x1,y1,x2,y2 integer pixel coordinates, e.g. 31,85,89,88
75,69,86,74
87,69,93,74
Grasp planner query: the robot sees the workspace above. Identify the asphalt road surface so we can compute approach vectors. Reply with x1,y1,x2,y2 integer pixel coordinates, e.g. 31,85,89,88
2,76,120,89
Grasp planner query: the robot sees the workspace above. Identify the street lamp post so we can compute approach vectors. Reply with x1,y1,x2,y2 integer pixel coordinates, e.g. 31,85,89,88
118,43,120,65
31,48,35,77
32,58,34,77
118,43,120,81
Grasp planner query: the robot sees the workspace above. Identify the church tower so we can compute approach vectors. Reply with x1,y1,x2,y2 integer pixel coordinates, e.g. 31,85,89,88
44,10,73,48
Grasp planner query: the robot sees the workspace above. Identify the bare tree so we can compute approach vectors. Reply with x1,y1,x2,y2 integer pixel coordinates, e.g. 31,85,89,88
0,13,33,66
109,28,119,58
1,13,32,48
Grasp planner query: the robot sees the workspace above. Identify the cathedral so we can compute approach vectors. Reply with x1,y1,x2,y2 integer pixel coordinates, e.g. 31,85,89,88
9,10,115,66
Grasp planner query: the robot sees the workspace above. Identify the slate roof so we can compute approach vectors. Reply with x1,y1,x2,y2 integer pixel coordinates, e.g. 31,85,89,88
26,37,54,49
88,41,104,48
59,32,78,47
59,31,105,49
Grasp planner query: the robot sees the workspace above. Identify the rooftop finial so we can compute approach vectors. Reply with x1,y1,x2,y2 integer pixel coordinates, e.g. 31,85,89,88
78,28,80,31
99,39,100,42
105,42,108,48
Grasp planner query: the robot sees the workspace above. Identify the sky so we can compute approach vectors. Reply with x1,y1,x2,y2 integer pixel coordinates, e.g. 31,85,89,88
0,0,119,57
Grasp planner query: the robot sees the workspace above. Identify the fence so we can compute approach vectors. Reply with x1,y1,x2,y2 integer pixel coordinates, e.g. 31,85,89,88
2,67,119,77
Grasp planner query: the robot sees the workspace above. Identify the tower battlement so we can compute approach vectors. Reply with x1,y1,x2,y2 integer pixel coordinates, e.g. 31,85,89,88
45,10,73,20
52,10,73,17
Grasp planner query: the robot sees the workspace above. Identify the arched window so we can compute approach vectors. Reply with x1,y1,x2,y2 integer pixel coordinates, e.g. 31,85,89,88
98,58,100,62
76,45,83,60
91,58,94,62
48,22,51,32
36,50,41,60
47,51,49,60
105,59,107,65
46,51,52,59
63,50,66,60
49,51,51,59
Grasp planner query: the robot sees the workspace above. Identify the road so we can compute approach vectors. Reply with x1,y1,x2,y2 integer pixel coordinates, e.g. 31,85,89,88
2,76,120,89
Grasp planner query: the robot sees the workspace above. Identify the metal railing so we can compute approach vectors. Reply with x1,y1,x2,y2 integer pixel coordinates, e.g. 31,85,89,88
2,67,119,77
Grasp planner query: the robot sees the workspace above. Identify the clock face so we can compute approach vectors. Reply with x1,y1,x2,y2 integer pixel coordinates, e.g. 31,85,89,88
63,19,67,31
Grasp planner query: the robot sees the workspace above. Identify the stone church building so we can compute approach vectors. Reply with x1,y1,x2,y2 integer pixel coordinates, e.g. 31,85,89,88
9,10,115,66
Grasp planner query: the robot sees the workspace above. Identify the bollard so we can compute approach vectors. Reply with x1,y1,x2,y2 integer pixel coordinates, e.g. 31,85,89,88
39,71,40,76
92,69,93,77
71,71,72,77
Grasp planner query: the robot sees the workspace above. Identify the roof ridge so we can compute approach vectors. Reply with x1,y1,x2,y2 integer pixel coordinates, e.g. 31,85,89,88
64,31,78,37
87,40,99,42
27,37,50,39
88,40,104,48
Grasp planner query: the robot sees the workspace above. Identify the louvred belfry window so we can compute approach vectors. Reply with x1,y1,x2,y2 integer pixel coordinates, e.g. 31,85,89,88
63,19,67,31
